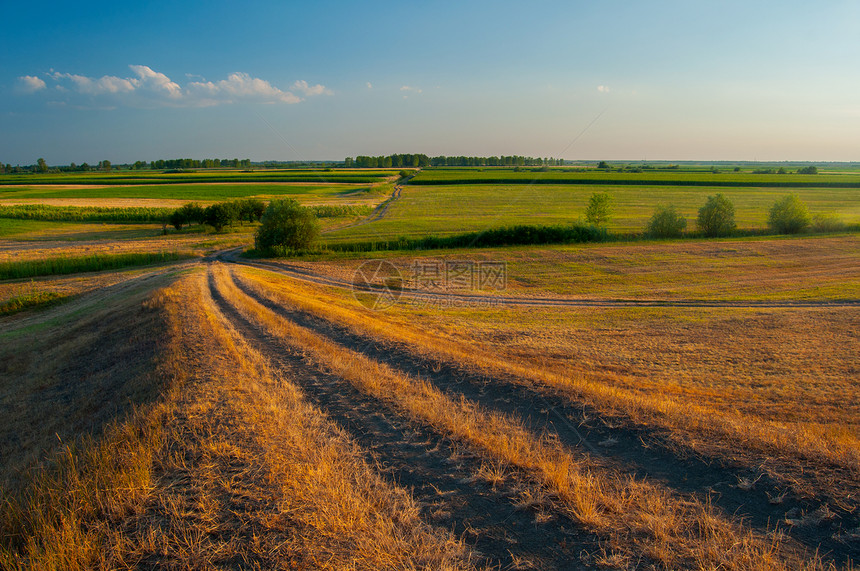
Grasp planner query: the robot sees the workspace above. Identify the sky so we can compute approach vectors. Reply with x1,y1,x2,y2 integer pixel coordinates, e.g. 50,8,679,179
2,0,859,165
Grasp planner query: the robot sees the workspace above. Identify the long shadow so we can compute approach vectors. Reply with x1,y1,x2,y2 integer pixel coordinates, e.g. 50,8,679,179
227,268,860,566
207,268,601,570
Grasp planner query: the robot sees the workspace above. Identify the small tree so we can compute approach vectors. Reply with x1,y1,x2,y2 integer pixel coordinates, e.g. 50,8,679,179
233,198,266,223
585,192,613,227
178,202,205,225
36,158,48,173
696,193,735,237
768,194,810,234
203,203,234,232
645,205,687,238
168,209,187,231
597,161,610,170
255,199,320,254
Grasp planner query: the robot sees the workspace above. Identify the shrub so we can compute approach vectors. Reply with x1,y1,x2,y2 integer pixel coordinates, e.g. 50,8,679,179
768,194,811,234
696,193,736,237
585,191,613,226
645,205,687,238
255,199,320,254
811,213,846,233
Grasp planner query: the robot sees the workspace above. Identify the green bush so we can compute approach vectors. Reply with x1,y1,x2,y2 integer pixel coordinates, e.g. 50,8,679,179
696,193,736,237
255,199,320,255
811,213,846,233
768,194,811,234
645,205,687,238
327,223,610,253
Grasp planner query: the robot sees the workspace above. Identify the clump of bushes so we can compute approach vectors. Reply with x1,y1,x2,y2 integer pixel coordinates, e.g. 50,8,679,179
167,198,266,232
645,205,687,238
768,194,810,234
697,193,736,237
255,199,321,255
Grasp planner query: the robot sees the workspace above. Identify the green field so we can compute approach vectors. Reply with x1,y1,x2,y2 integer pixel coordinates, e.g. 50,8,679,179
0,169,393,186
411,168,860,187
0,183,371,202
325,184,860,240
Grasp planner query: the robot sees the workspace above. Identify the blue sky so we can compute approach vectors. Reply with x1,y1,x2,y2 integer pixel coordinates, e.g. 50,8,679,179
2,0,858,164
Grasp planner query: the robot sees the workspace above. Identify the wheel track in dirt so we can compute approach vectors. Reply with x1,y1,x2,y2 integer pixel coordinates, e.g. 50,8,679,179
206,264,601,570
225,266,860,566
326,184,403,233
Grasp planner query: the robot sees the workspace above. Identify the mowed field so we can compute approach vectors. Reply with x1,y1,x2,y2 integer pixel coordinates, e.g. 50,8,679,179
325,184,860,240
1,167,859,569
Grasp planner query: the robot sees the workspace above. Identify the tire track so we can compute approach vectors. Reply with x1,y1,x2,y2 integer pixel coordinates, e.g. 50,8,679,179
227,267,860,565
206,264,600,570
223,252,860,309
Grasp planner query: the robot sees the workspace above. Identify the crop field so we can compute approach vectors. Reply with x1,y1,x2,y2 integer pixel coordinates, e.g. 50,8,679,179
0,168,858,569
0,182,380,204
324,183,860,239
0,169,394,186
410,168,860,187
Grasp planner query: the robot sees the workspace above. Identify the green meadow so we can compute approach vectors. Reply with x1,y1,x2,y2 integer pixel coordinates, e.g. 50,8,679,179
324,183,860,240
0,183,370,202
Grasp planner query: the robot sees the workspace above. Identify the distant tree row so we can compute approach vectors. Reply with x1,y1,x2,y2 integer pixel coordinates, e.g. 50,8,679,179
145,158,252,170
0,158,252,173
343,154,567,168
346,154,431,168
429,155,563,167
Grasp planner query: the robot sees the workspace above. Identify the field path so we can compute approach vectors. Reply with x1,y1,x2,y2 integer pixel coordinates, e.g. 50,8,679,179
222,265,859,565
329,184,403,233
221,250,860,309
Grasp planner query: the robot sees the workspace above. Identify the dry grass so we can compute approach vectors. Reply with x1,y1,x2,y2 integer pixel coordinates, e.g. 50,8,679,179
235,265,860,504
0,271,185,569
281,234,860,301
119,269,475,569
1,268,476,569
213,264,817,569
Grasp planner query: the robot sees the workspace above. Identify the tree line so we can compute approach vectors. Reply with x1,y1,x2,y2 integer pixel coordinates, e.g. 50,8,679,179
343,154,565,168
0,158,253,174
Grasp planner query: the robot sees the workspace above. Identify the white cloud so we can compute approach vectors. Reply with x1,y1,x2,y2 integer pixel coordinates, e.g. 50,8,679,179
129,65,182,98
17,75,46,93
597,85,610,93
291,79,331,96
50,71,135,95
188,72,301,104
17,66,325,108
366,82,373,89
400,85,422,93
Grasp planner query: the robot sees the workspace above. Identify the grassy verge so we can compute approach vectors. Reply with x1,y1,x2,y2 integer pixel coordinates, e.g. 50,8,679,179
0,291,67,315
0,252,194,280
